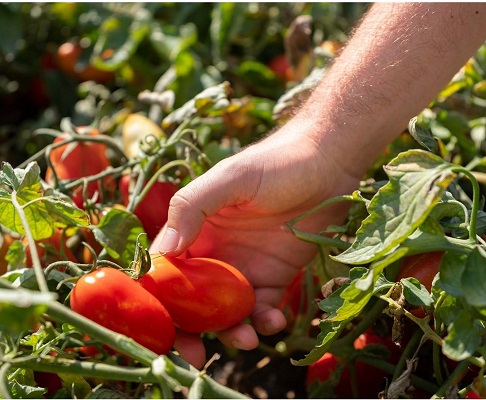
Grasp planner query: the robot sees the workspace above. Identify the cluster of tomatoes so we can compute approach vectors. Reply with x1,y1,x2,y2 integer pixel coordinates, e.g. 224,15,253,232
12,123,256,361
278,251,472,398
70,255,256,356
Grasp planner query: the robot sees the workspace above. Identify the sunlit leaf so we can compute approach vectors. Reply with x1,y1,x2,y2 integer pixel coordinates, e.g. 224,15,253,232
93,207,148,266
333,150,457,265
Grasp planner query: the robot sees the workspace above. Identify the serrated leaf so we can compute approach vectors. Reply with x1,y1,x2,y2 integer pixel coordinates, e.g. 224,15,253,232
0,163,88,240
400,277,433,306
291,319,346,366
334,150,457,265
443,312,484,361
93,208,148,266
331,248,407,323
461,247,486,307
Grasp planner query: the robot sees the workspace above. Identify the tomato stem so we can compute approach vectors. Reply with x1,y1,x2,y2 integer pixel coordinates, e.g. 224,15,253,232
10,191,49,293
452,167,480,244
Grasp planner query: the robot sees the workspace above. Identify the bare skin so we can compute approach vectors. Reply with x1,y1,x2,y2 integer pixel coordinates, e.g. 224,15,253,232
151,3,486,368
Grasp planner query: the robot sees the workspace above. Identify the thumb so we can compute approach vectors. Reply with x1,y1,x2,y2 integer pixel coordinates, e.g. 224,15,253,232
150,157,259,256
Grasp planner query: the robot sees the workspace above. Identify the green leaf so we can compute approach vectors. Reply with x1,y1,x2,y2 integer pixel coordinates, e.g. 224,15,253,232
439,251,467,297
408,117,438,153
7,381,47,399
461,247,486,307
331,248,407,322
93,208,148,266
442,312,484,361
333,150,457,265
92,7,151,71
0,288,55,335
5,239,25,270
162,82,231,132
210,3,237,65
400,277,433,306
291,319,346,366
0,162,88,240
434,292,463,327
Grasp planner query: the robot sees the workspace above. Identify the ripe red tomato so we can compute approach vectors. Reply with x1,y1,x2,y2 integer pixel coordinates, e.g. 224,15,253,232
120,174,178,241
56,42,114,83
45,127,115,209
397,251,444,291
70,267,176,355
136,255,256,333
306,331,400,398
23,229,77,268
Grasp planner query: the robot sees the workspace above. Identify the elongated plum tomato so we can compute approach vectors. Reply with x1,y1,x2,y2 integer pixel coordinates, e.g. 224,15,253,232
136,255,256,333
45,127,114,209
70,267,176,355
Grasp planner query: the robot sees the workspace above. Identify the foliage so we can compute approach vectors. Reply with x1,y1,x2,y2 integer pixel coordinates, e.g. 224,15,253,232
1,2,486,399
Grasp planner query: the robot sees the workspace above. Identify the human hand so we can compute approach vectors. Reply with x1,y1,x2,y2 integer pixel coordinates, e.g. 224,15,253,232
150,118,361,367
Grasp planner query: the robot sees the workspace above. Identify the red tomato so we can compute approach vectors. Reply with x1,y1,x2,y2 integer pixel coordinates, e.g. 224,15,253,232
397,251,444,291
56,42,114,83
34,371,63,397
120,174,178,241
45,127,114,209
0,233,14,275
136,255,256,333
70,267,176,355
306,331,400,398
268,54,294,82
466,389,482,399
23,229,77,268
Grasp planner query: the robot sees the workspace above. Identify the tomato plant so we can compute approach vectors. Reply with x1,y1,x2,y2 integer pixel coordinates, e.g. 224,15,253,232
120,175,178,241
56,42,114,84
136,255,256,333
70,267,176,355
45,126,115,209
23,229,77,268
397,251,444,291
306,331,400,398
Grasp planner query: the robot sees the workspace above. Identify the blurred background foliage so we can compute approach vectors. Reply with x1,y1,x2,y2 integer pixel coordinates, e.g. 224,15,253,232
0,2,368,166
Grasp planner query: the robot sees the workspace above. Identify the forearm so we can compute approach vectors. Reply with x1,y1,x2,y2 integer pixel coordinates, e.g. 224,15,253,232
294,2,486,178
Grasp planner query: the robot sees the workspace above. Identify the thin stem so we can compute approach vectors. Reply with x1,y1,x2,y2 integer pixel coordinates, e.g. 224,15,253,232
10,191,49,293
453,168,480,244
0,362,12,399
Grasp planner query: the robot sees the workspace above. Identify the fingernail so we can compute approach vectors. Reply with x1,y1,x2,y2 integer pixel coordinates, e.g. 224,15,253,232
157,227,180,254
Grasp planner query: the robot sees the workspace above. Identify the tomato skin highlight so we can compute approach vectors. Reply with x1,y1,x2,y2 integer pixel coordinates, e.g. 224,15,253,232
137,255,256,333
70,267,176,355
120,175,178,241
45,127,114,208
